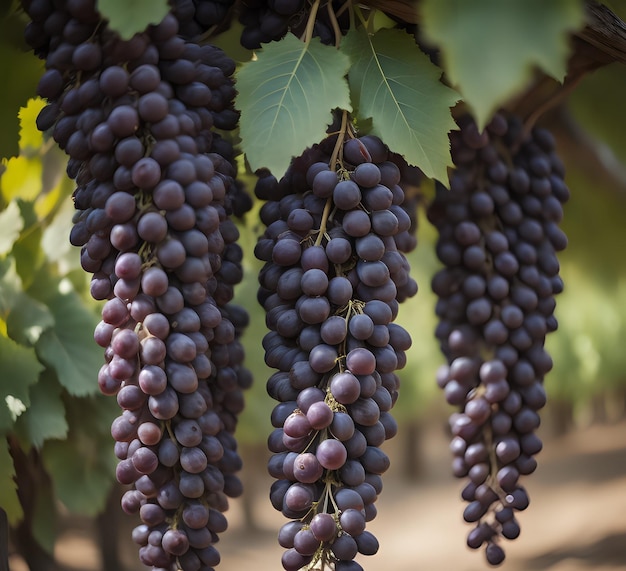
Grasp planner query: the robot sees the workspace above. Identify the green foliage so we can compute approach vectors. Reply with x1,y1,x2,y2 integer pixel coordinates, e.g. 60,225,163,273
32,279,103,397
0,334,44,432
421,0,585,128
96,0,170,40
0,201,24,255
0,102,116,544
236,34,352,177
0,258,55,347
42,395,118,516
0,440,21,524
342,27,459,183
14,370,68,449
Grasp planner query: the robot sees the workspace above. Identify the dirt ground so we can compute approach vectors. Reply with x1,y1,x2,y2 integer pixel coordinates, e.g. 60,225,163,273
9,418,626,571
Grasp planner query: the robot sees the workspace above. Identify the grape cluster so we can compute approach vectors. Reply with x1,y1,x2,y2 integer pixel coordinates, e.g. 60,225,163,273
428,113,568,565
22,1,251,569
254,124,416,571
171,0,236,40
238,0,349,49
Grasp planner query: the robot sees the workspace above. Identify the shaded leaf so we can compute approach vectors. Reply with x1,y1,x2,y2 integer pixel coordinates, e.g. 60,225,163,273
18,98,46,152
34,282,102,397
97,0,170,40
0,440,22,525
13,199,44,288
236,34,352,177
0,154,43,204
342,27,459,182
42,396,117,516
421,0,584,128
14,370,68,449
0,332,43,432
1,258,55,345
0,9,44,160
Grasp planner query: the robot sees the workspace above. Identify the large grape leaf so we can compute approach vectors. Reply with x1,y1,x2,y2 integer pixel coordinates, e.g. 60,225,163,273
0,440,22,525
97,0,170,40
236,34,352,177
14,370,68,449
33,280,101,397
341,27,459,183
0,257,54,346
420,0,585,129
42,396,117,515
0,332,44,432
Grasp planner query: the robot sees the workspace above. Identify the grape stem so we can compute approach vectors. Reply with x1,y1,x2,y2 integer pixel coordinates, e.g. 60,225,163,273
302,0,322,44
314,110,351,246
327,1,342,48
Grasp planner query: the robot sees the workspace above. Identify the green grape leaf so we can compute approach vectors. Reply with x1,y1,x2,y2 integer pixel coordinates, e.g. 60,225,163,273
14,370,68,449
342,27,459,183
0,257,55,346
97,0,170,40
0,440,22,525
0,333,44,432
0,9,44,161
0,201,24,256
33,281,101,397
42,396,117,516
236,34,352,177
420,0,585,128
42,438,113,516
7,290,55,346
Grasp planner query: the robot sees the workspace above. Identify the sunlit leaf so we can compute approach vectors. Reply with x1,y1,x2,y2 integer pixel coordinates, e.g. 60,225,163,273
0,155,43,203
18,98,46,151
0,201,24,256
42,396,117,515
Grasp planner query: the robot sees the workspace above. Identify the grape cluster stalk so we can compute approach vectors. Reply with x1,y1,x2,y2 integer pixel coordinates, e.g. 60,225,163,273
21,0,252,569
428,113,568,565
253,112,417,571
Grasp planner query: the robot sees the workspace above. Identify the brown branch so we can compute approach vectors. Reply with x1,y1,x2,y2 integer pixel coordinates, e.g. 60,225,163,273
576,0,626,66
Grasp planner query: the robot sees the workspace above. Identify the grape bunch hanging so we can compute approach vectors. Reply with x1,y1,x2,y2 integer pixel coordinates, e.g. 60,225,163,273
254,112,416,571
18,0,568,570
22,0,251,568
